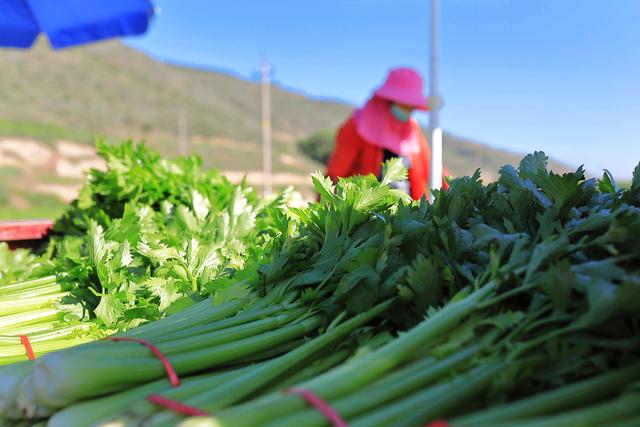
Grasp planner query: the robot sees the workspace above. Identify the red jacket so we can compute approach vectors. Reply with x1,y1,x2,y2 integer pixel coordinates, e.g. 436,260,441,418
326,116,449,200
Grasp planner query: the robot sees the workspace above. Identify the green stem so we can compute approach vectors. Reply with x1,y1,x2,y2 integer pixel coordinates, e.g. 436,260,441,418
509,324,578,360
123,298,247,340
0,283,61,300
523,313,573,334
103,364,263,426
185,266,198,293
478,282,538,308
270,344,482,427
0,276,57,294
0,324,91,345
229,338,304,365
48,377,171,427
156,309,307,355
0,322,61,337
476,393,640,427
452,363,640,426
28,316,322,408
606,416,640,427
501,303,551,344
0,337,94,365
213,282,496,427
154,303,300,343
0,292,70,316
149,299,394,427
0,308,61,330
351,362,505,427
271,347,353,392
62,309,308,362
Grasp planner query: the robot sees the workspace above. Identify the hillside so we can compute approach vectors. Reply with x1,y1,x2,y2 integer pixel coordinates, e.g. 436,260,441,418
441,132,572,182
0,40,574,216
0,39,351,173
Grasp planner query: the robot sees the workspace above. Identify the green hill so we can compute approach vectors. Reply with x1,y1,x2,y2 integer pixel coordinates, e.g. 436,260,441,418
0,39,352,174
441,132,573,182
0,39,574,216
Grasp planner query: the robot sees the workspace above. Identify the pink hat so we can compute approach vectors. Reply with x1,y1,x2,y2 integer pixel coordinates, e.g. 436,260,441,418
373,67,429,111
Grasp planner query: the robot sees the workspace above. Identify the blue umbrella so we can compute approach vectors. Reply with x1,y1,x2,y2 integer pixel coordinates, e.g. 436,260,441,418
0,0,154,49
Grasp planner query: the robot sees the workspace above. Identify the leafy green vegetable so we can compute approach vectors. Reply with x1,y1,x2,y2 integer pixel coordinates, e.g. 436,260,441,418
41,142,291,329
2,146,640,427
0,141,294,362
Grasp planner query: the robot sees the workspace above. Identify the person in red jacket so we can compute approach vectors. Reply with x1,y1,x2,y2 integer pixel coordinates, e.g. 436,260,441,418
326,67,449,200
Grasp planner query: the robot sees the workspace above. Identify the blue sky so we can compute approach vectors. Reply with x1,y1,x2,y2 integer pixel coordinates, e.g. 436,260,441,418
127,0,640,179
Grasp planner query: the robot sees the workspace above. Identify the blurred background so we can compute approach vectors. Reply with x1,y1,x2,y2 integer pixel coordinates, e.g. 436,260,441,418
1,0,638,219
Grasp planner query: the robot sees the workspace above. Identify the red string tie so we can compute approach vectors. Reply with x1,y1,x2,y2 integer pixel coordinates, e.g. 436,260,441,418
19,335,36,360
284,387,348,427
425,421,450,427
147,394,208,416
105,337,180,387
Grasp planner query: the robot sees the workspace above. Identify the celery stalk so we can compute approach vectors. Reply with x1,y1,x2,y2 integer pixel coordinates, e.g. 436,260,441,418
95,364,263,427
0,276,57,294
29,315,322,408
0,309,61,330
148,300,394,427
453,363,640,426
269,344,481,427
351,362,505,427
212,282,495,427
0,292,70,316
478,393,640,427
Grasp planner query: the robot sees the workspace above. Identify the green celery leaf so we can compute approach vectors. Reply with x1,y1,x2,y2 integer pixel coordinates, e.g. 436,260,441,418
499,164,552,209
598,169,619,193
540,259,574,311
105,204,142,244
311,172,336,202
137,240,181,264
94,293,126,326
191,190,211,222
405,254,442,313
142,277,182,310
164,296,199,315
335,265,379,297
381,157,408,186
518,151,549,183
213,279,252,305
524,233,570,284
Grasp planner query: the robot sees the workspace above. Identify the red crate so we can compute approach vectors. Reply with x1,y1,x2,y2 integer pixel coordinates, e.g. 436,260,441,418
0,220,53,250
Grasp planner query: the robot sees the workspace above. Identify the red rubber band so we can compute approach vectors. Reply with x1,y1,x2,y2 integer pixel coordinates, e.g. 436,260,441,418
19,335,35,360
285,388,348,427
106,337,180,387
425,421,450,427
147,394,208,416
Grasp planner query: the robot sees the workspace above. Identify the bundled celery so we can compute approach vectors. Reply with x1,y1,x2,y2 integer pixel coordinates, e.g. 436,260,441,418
0,141,293,364
47,141,293,329
1,157,420,422
1,150,639,427
183,154,640,427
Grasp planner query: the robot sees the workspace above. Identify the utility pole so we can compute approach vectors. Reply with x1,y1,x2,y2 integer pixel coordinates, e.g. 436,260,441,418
429,0,443,202
178,109,188,156
261,58,273,196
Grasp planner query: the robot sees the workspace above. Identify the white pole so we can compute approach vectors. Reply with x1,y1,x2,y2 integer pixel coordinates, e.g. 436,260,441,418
261,59,272,196
429,0,443,202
